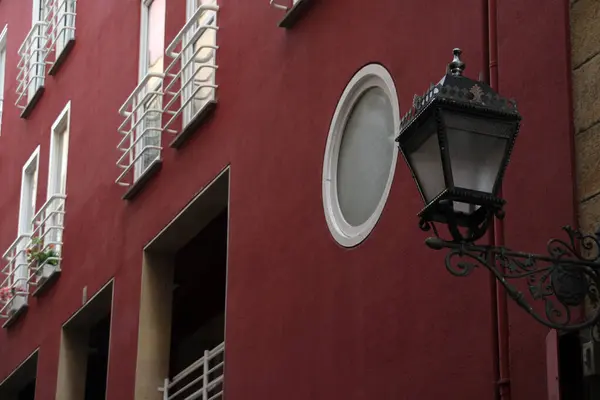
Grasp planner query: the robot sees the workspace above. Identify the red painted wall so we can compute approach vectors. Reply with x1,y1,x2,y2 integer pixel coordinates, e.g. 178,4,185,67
498,1,576,399
0,0,574,399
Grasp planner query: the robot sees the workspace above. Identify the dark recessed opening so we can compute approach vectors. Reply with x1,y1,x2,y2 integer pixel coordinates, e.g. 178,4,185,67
16,378,35,400
559,332,584,400
0,351,38,400
169,209,227,377
56,282,113,400
83,314,111,400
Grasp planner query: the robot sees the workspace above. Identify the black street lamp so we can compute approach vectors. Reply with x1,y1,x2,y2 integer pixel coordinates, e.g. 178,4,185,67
397,48,600,331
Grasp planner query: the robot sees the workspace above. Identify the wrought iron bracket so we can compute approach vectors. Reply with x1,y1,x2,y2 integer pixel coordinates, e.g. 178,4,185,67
425,226,600,331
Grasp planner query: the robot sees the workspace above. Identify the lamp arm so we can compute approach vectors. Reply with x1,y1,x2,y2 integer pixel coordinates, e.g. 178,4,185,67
425,226,600,331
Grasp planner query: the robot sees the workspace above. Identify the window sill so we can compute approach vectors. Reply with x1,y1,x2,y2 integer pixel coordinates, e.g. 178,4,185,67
31,269,61,297
2,304,28,329
48,39,75,76
20,86,45,119
170,100,217,149
122,159,163,200
278,0,313,28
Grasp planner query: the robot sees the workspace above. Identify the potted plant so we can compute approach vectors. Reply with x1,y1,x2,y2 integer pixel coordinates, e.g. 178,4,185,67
0,284,27,318
26,237,59,277
0,286,12,304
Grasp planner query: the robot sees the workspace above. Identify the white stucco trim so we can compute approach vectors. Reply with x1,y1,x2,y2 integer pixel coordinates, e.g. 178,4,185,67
322,64,399,248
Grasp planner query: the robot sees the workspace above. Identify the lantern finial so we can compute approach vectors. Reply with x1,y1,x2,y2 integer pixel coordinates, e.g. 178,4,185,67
449,48,465,76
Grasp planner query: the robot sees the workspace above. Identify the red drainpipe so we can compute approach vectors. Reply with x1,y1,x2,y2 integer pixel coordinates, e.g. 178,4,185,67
485,0,512,399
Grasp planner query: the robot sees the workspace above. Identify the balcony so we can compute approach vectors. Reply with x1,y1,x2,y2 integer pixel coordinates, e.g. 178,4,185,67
1,235,31,326
117,73,164,199
163,2,218,148
43,0,77,75
27,194,65,295
15,1,76,117
16,21,47,118
159,342,224,400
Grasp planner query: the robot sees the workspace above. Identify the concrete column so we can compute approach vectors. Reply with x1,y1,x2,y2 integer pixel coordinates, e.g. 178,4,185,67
134,253,174,400
55,328,90,400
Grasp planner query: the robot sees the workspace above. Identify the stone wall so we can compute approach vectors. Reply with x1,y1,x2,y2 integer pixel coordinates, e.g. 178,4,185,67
573,0,600,234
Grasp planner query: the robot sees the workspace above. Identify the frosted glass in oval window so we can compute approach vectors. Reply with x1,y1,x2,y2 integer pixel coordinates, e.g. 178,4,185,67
336,87,395,226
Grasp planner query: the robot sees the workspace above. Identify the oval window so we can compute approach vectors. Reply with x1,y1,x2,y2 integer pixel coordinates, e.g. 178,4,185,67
322,64,399,247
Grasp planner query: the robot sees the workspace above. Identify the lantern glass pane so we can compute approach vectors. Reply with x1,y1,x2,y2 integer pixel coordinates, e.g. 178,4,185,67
453,201,479,214
407,118,445,202
444,112,510,195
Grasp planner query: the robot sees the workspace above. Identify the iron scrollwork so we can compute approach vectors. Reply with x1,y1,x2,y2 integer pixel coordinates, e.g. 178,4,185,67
426,226,600,331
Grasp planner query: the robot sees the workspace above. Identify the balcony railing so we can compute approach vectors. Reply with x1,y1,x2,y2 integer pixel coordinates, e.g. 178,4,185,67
16,21,48,116
159,342,224,400
117,73,164,193
27,195,65,290
163,2,218,146
1,235,31,321
43,0,77,73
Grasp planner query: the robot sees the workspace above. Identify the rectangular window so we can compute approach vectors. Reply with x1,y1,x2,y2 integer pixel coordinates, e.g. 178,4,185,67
35,0,76,76
48,103,70,197
15,0,47,115
19,148,40,240
54,0,76,57
28,0,45,103
40,102,70,265
182,0,217,127
15,147,40,292
134,0,165,180
0,26,7,135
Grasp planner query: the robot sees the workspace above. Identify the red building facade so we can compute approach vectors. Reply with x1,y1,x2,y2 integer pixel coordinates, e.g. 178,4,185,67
0,0,577,399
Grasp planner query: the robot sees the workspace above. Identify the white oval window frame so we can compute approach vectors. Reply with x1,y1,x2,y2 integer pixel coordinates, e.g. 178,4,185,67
322,64,400,248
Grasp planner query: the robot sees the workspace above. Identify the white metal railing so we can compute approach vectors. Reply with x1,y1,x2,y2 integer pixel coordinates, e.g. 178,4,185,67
16,21,48,112
27,194,65,286
0,235,31,319
117,73,164,187
159,342,225,400
43,0,76,66
163,2,218,138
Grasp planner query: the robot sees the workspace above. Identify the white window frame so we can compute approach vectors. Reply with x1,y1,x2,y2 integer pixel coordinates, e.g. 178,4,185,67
19,146,40,236
182,0,217,127
53,0,76,58
47,101,70,198
134,0,163,181
0,25,7,136
15,146,40,288
27,0,45,103
322,64,399,247
32,0,43,24
138,0,152,81
34,101,70,275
